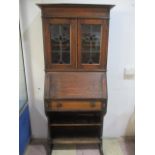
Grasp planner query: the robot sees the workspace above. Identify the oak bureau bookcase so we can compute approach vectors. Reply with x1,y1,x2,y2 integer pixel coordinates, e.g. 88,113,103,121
38,4,114,155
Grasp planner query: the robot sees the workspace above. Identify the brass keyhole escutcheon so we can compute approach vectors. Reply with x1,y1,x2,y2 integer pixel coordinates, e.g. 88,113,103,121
57,102,62,108
90,101,96,107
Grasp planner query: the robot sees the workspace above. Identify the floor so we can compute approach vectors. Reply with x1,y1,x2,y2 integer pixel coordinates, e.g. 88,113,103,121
25,138,135,155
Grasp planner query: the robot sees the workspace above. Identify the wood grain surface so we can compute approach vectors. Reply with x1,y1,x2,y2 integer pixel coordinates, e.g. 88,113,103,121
44,72,107,100
48,100,102,111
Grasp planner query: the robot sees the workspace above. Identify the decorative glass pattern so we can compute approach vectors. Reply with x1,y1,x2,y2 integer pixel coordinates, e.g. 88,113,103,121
50,24,70,64
81,25,101,64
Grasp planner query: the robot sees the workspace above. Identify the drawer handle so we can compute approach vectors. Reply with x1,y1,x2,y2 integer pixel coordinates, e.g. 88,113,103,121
56,102,62,108
90,101,96,107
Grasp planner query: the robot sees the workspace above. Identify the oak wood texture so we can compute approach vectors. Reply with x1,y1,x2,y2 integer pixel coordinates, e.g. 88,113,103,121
44,72,107,100
38,4,114,19
48,100,102,111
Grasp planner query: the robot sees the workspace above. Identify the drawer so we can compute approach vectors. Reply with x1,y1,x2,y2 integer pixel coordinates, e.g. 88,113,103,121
48,100,103,111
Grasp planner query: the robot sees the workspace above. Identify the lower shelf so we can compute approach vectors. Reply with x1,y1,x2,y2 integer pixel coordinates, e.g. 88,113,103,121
50,123,101,127
51,138,101,144
50,126,101,138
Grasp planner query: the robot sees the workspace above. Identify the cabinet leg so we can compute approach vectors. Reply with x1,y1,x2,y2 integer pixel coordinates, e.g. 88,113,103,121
50,144,54,155
44,143,52,155
99,142,104,155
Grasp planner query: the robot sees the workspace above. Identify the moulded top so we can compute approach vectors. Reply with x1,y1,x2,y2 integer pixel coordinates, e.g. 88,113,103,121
38,3,114,22
37,3,115,9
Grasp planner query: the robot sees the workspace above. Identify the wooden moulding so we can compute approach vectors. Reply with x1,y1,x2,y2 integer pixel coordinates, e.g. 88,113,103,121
38,4,114,19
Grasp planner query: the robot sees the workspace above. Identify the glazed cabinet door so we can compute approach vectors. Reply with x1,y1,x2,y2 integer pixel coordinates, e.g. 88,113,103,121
43,18,77,70
78,19,109,70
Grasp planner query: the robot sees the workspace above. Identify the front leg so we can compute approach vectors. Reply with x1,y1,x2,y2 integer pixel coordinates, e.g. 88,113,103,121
44,143,51,155
43,139,52,155
99,141,104,155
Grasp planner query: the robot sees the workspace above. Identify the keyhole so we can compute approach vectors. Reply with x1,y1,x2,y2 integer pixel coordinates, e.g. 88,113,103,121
59,35,62,41
59,61,63,64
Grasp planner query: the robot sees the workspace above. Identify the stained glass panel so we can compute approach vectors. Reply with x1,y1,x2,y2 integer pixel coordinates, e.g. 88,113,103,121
50,24,70,64
81,25,101,64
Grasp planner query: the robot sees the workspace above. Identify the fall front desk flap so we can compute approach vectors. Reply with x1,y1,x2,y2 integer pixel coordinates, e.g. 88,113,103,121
45,72,107,100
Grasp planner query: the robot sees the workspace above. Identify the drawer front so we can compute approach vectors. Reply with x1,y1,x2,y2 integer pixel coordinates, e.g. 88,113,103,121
48,101,103,111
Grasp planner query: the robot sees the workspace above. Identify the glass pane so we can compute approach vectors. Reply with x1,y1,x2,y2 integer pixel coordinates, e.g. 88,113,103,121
50,24,70,64
81,24,101,64
19,35,28,111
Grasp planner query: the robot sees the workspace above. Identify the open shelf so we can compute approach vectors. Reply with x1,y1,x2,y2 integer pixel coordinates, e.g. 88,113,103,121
48,111,101,124
52,137,101,144
50,123,101,127
49,125,101,138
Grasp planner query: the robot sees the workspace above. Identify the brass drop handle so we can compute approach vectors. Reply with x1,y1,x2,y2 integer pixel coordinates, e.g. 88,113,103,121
90,101,96,107
56,102,62,108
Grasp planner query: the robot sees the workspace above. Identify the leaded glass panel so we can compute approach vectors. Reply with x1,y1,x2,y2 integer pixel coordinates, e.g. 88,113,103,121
50,24,70,64
81,25,101,64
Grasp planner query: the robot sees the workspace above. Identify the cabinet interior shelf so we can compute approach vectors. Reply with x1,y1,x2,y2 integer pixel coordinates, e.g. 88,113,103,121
51,137,101,144
49,123,102,127
47,109,102,112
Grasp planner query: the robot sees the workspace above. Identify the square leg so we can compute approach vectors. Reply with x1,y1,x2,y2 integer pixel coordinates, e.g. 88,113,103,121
44,143,53,155
99,142,104,155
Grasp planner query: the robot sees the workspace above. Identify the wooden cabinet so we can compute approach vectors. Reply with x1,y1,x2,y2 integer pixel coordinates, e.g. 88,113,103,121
38,4,114,155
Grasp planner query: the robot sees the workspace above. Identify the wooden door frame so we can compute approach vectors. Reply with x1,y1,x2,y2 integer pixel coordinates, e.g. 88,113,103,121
77,19,109,70
43,18,77,71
